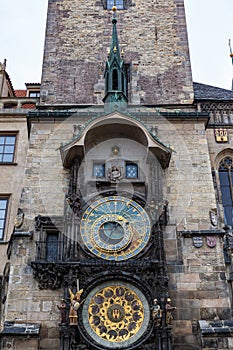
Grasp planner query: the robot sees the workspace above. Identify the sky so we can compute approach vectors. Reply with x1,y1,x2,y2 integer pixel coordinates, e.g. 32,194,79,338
0,1,233,90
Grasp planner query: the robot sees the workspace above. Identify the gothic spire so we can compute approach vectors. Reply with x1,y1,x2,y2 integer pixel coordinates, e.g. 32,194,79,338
103,6,128,108
109,6,122,67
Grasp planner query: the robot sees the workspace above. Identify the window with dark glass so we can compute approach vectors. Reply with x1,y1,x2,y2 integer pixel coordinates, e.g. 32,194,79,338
107,0,124,10
125,162,138,179
46,233,58,262
93,163,105,178
218,157,233,226
0,135,16,163
112,69,118,90
0,198,8,240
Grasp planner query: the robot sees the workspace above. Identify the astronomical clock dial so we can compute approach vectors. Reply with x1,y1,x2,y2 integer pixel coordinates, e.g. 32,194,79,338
82,281,150,349
80,196,151,261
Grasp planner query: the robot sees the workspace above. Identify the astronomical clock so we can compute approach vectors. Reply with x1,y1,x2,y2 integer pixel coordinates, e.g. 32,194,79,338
30,6,172,349
80,196,151,261
63,185,170,350
72,195,154,348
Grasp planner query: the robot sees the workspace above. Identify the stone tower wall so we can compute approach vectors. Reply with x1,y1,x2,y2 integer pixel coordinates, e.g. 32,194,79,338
41,0,193,105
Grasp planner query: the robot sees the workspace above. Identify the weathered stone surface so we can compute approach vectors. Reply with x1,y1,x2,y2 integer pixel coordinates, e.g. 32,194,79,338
41,0,193,105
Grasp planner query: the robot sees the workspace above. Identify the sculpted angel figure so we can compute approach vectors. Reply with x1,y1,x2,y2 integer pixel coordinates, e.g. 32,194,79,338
69,288,84,325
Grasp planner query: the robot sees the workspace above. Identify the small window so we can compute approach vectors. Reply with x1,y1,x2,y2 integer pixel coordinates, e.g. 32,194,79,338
29,91,40,98
0,135,16,163
0,198,8,240
46,233,58,262
125,162,138,179
107,0,124,10
93,163,105,178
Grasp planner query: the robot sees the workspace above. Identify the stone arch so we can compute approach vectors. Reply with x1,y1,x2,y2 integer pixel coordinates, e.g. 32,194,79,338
215,148,233,169
60,111,171,169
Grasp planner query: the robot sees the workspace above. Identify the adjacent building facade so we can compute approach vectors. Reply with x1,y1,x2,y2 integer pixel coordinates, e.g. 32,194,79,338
1,1,233,349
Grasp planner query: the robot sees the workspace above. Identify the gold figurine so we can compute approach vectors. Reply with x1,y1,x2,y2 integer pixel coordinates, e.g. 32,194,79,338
69,288,84,325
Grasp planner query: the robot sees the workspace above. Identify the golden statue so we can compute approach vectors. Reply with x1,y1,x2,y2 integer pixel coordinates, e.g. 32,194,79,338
69,288,84,325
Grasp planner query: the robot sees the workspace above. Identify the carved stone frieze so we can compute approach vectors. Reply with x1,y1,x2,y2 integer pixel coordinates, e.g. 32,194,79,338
31,262,67,289
200,102,233,125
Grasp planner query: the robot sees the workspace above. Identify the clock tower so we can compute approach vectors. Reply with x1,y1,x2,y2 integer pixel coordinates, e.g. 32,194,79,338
41,0,193,106
2,1,233,350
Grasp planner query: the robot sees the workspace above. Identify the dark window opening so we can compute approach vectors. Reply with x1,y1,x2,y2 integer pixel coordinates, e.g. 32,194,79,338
124,63,130,98
112,69,118,90
219,157,233,226
3,103,17,109
106,73,109,92
121,72,125,93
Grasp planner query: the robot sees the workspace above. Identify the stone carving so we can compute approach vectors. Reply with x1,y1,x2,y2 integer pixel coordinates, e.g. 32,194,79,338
107,165,123,182
159,201,169,226
31,263,66,289
66,192,82,216
209,208,218,227
14,208,24,229
35,215,50,230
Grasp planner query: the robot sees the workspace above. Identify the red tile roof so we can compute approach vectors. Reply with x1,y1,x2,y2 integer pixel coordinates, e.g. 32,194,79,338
14,90,27,97
22,103,36,109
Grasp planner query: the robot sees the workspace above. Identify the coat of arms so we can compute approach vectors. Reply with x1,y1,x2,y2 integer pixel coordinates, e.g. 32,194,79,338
193,236,203,248
207,236,217,248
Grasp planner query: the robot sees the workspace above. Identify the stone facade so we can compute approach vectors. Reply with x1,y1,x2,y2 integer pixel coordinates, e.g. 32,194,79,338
1,1,233,350
0,114,28,274
41,0,193,105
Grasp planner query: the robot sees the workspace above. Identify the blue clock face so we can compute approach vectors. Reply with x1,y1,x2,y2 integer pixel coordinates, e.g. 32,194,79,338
80,196,151,261
99,222,125,244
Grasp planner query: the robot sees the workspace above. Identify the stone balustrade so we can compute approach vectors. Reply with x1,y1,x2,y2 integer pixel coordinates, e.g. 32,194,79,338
0,97,39,109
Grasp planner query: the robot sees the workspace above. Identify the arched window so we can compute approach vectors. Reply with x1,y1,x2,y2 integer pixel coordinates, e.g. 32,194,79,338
218,157,233,226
